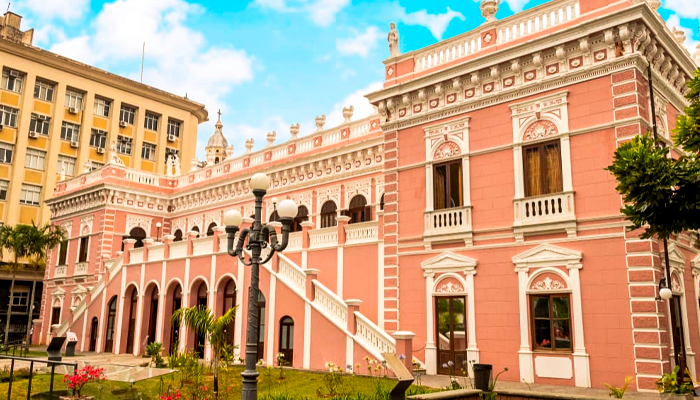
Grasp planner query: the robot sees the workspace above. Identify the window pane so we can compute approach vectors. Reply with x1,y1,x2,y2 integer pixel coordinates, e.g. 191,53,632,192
532,297,550,318
436,298,451,350
544,143,563,194
553,320,572,349
552,296,569,318
524,147,541,197
533,319,552,348
449,162,462,207
281,325,288,348
434,165,447,209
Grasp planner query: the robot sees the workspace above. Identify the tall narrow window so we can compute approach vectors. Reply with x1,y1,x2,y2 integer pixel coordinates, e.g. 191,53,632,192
141,142,156,161
58,240,68,266
0,179,8,200
320,201,337,228
50,306,61,326
168,119,182,138
347,195,370,224
78,236,89,263
523,141,563,197
0,105,19,128
530,294,571,351
120,105,136,125
0,142,14,164
292,206,309,232
104,296,118,352
279,316,294,366
34,79,55,102
144,112,159,131
433,160,463,210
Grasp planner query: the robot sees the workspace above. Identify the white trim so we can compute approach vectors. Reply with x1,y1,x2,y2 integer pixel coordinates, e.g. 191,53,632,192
337,247,344,298
115,267,128,354
96,287,107,353
266,275,277,366
346,335,353,373
206,255,217,362
303,302,312,369
378,243,385,329
180,258,191,354
235,259,244,355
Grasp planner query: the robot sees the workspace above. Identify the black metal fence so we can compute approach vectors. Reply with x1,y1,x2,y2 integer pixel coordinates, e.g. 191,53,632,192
0,355,77,400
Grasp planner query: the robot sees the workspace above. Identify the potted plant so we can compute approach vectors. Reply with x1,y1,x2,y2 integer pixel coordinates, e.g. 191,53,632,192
60,365,106,400
656,366,694,399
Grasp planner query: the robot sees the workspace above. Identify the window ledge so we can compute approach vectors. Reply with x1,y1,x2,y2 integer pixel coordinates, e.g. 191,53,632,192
424,205,473,245
513,191,576,240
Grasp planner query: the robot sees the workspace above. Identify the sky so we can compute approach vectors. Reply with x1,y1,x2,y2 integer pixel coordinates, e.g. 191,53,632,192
10,0,700,160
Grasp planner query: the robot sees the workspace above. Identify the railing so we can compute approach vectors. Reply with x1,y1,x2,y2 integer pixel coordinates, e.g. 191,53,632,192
169,241,187,258
345,221,378,245
74,262,88,276
286,231,303,252
130,248,144,264
192,237,214,256
354,312,396,359
312,280,348,329
514,191,575,225
496,0,579,44
278,254,306,295
125,170,160,186
149,244,165,262
415,31,481,72
424,205,472,237
54,265,66,279
60,167,103,193
309,227,338,249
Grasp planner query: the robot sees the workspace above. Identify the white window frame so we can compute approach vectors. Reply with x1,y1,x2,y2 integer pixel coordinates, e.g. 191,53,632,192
11,290,29,312
24,148,46,171
94,98,111,117
144,112,159,131
29,114,51,135
0,105,19,128
1,69,24,93
0,142,13,164
57,155,76,177
116,135,133,155
0,179,8,200
90,129,108,149
65,90,84,110
34,79,55,102
120,105,135,125
167,119,181,138
141,142,156,161
61,121,80,142
19,184,41,206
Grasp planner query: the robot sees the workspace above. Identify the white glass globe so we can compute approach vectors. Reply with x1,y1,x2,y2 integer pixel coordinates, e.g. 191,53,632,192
271,197,279,205
659,287,673,300
156,222,162,228
224,209,243,227
250,173,270,191
278,199,298,219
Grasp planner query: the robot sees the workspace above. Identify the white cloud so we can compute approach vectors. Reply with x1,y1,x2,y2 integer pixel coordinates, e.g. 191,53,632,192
252,0,351,27
48,0,255,137
18,0,90,21
665,14,700,56
325,81,383,128
396,6,466,41
336,27,383,57
500,0,533,12
663,0,700,19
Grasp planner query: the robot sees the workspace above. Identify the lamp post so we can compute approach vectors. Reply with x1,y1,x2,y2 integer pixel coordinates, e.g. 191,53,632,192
224,172,297,400
156,222,162,242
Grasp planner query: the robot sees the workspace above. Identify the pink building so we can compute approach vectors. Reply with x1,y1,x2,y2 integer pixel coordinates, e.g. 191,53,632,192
40,0,700,392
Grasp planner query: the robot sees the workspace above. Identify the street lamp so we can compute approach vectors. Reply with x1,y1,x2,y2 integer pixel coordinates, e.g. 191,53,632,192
156,222,162,242
224,172,297,400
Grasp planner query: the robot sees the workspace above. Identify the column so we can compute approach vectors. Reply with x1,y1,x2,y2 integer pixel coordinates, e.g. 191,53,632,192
568,262,590,388
516,266,534,383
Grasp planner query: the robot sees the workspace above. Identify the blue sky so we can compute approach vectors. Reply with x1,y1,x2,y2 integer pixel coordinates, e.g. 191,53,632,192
11,0,700,160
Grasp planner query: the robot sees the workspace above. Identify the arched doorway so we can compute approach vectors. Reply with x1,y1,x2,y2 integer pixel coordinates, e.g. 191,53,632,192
279,316,294,366
291,206,309,232
220,278,236,348
320,201,337,228
104,296,118,353
190,280,208,358
257,291,266,361
146,285,159,345
125,287,138,354
128,227,147,248
167,284,182,354
89,317,98,352
347,195,370,224
173,229,183,242
207,222,217,236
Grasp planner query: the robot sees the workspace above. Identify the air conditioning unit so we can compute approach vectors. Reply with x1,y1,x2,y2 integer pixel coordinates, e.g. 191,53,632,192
96,147,105,154
68,107,79,114
70,140,79,148
167,134,176,142
119,120,127,128
28,131,37,138
37,114,47,121
9,70,19,77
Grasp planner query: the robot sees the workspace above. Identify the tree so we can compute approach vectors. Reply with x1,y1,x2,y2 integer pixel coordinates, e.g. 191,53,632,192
607,68,700,381
171,304,237,397
0,223,66,346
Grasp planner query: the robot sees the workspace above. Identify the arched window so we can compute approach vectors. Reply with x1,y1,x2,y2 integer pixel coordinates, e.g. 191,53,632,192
125,288,138,354
147,286,159,345
170,285,182,352
279,316,294,366
269,211,279,222
257,291,266,361
89,317,99,352
191,226,200,238
128,227,147,248
347,195,370,224
223,280,236,346
195,282,208,357
320,201,337,228
173,229,183,242
380,193,385,211
291,206,309,232
206,222,217,237
104,296,118,353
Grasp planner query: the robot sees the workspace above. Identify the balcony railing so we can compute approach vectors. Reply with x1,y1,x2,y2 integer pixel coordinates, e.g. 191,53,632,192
424,205,473,238
54,265,67,279
345,221,378,245
309,227,338,249
74,262,88,276
513,191,575,227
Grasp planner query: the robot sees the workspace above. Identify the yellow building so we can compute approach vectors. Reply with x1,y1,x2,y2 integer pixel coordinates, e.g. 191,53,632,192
0,11,208,227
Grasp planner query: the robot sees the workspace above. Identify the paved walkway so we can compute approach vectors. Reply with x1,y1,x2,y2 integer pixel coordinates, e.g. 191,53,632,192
0,352,149,374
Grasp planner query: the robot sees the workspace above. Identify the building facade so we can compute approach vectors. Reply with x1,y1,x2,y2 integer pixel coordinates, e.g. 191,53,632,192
0,11,208,228
41,0,700,393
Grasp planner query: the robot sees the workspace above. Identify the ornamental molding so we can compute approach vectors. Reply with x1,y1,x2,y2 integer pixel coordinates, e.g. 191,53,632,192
530,277,567,291
188,215,203,231
671,273,683,293
435,281,465,293
80,215,94,235
513,243,582,272
317,186,341,211
433,141,461,160
662,243,686,269
344,178,372,206
205,210,221,229
125,215,153,235
523,120,559,141
61,221,73,238
422,252,478,276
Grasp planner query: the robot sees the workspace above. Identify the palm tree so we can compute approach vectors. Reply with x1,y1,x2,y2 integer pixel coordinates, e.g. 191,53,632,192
0,223,66,346
171,304,237,397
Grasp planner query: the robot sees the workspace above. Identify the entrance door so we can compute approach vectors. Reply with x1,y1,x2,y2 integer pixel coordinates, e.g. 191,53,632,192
125,290,138,354
671,295,686,368
104,296,117,353
89,317,98,352
147,288,159,345
279,316,294,366
436,296,467,375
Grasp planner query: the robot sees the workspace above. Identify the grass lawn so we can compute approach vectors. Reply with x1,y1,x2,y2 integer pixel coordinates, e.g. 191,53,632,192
0,365,432,400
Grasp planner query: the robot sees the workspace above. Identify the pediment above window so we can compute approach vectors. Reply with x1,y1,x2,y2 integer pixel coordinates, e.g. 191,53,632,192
512,243,582,272
422,251,477,276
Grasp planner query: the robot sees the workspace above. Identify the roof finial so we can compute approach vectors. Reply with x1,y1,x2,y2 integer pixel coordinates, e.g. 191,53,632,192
217,109,222,122
215,109,223,130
